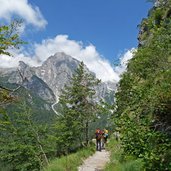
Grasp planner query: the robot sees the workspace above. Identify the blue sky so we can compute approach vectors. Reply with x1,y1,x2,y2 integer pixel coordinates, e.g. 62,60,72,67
27,0,152,61
0,0,153,81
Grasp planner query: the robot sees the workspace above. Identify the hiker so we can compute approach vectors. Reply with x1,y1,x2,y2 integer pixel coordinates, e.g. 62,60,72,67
95,128,102,151
102,129,109,149
101,130,105,149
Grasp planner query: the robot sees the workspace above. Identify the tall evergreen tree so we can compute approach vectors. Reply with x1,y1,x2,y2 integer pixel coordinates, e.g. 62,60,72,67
55,62,100,152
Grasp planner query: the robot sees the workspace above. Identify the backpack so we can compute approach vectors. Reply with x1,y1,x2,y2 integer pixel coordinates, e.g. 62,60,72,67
104,133,108,138
103,129,108,139
95,129,102,140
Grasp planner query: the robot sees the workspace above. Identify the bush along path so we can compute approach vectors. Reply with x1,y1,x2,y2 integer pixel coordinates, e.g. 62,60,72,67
78,149,110,171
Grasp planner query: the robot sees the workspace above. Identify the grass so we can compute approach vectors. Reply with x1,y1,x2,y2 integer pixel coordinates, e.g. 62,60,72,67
43,144,95,171
44,138,145,171
105,138,145,171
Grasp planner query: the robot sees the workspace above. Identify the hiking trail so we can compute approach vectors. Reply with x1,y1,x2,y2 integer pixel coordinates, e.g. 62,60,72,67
78,149,110,171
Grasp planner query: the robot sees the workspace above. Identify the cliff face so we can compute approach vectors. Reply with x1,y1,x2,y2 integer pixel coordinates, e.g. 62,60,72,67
0,61,56,103
33,52,80,97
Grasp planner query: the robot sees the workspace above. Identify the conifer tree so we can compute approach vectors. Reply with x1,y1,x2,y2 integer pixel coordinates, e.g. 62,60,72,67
56,62,100,152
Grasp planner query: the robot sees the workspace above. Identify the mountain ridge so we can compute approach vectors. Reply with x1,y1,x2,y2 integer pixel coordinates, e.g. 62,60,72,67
0,52,116,117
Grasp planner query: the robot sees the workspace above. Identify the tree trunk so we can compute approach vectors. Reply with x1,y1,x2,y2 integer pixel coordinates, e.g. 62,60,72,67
36,132,49,166
85,121,89,146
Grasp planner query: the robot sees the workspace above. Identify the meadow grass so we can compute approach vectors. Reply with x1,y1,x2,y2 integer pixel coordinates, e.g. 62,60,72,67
44,145,95,171
105,138,144,171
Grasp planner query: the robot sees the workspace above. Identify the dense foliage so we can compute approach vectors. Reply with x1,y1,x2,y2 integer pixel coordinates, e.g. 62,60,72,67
115,0,171,170
0,104,55,171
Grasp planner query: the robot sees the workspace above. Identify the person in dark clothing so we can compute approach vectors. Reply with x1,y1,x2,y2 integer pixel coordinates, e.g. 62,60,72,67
95,128,102,151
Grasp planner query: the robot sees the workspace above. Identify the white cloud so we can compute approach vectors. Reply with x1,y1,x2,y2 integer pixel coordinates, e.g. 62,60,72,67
0,0,47,28
0,54,38,68
0,48,39,68
0,35,135,82
115,48,135,76
34,35,120,82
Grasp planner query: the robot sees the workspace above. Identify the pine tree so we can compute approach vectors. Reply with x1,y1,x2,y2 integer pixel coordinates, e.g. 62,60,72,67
56,62,100,153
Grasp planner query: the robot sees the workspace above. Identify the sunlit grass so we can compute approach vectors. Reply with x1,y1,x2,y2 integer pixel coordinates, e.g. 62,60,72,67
44,145,95,171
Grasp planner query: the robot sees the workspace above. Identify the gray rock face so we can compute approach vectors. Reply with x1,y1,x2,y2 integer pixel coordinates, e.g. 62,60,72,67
33,52,80,97
0,62,56,103
95,81,116,103
0,52,116,104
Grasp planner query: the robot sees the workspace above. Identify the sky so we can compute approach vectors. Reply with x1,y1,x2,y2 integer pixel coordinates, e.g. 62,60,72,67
0,0,152,82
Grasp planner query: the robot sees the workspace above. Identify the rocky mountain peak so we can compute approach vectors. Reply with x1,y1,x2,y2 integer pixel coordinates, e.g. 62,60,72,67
42,52,79,67
18,61,33,81
34,52,80,97
19,61,29,69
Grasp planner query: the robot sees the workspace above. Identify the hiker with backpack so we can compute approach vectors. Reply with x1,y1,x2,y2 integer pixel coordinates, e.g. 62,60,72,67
102,129,109,149
104,129,109,143
95,128,102,151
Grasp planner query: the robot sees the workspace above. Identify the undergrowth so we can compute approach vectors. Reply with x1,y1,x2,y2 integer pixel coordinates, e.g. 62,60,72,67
105,138,144,171
44,144,95,171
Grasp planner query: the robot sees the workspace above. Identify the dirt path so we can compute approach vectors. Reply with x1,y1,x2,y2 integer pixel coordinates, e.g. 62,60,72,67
78,149,110,171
